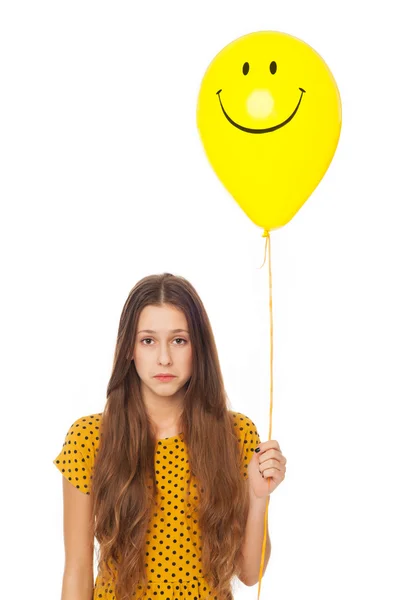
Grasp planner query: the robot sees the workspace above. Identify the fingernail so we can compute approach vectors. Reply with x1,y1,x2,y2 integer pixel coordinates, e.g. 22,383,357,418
255,447,260,453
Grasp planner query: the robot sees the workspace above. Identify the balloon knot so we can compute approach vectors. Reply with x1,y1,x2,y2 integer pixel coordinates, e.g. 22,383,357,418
262,229,270,238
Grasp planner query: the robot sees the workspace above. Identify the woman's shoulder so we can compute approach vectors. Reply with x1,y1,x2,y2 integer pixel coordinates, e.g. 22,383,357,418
71,412,103,429
70,412,103,448
58,412,103,456
228,410,260,438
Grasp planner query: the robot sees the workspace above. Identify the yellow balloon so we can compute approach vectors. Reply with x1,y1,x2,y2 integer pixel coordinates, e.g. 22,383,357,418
196,31,342,232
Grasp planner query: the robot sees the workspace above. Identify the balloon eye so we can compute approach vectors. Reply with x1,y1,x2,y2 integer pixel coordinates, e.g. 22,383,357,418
242,62,250,75
270,61,277,75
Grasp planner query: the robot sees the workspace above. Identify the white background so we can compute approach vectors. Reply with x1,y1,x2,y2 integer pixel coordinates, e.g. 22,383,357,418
1,1,399,599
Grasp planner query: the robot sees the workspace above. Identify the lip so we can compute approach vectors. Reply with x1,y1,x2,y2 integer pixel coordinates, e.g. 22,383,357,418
154,373,176,377
154,375,176,381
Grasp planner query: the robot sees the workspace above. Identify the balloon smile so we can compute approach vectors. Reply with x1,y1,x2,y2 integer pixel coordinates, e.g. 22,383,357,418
216,87,306,133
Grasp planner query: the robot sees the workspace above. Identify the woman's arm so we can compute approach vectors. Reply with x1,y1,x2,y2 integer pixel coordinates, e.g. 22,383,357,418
59,477,94,600
238,490,272,586
60,568,94,600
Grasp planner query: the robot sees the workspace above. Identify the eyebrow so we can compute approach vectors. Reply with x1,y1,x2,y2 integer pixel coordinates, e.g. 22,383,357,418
137,329,189,334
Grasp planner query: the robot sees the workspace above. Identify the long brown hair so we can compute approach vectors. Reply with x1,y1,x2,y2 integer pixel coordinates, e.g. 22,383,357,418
91,273,250,600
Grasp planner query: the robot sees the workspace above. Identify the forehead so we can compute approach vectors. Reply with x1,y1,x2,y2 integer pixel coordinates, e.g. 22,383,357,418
137,304,189,332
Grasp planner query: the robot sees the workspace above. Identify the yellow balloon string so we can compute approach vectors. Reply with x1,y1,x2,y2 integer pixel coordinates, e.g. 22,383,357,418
255,228,273,600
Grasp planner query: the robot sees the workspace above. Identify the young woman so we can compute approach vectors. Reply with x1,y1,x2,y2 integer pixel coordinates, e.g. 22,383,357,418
53,273,287,600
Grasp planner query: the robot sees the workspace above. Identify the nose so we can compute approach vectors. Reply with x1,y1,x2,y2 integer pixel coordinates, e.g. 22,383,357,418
246,89,274,119
158,342,172,365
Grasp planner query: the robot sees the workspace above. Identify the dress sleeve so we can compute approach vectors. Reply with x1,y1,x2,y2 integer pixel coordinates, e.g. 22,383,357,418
233,412,262,480
53,414,100,495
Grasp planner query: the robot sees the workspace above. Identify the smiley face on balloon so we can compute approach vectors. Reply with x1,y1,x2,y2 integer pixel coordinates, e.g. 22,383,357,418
197,31,342,232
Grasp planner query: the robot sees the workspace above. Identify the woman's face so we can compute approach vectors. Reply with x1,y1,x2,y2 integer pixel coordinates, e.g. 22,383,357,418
132,304,193,398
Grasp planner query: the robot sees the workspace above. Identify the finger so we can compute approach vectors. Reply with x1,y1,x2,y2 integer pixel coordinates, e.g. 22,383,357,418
258,449,285,464
260,466,285,481
256,440,281,453
259,458,285,472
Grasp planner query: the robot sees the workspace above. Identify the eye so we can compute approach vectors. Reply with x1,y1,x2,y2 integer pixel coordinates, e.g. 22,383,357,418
270,61,277,75
140,337,187,345
242,62,250,75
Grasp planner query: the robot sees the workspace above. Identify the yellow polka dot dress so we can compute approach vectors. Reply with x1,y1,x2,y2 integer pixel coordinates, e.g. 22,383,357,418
53,411,261,600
